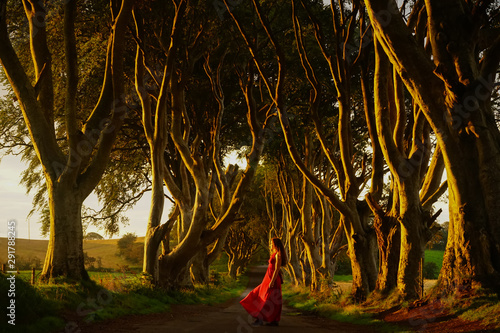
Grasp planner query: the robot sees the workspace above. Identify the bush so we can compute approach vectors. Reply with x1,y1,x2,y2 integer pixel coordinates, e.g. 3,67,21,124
423,261,439,279
335,252,352,275
85,232,104,240
116,233,144,264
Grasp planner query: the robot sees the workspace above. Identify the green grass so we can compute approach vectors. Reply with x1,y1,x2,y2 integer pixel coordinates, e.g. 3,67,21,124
283,284,399,331
4,270,248,333
333,274,353,282
1,238,252,331
1,272,76,333
16,270,141,285
424,249,444,271
330,250,445,283
84,271,248,325
14,270,33,282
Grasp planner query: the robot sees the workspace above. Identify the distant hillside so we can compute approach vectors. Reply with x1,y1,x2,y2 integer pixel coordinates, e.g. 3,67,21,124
0,237,145,270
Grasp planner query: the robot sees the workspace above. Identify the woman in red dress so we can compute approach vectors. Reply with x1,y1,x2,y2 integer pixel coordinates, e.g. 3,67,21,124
240,237,288,326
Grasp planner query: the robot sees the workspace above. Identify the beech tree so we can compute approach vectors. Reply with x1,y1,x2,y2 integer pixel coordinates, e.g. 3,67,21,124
224,225,259,279
364,0,500,295
367,37,446,299
270,135,345,290
133,0,273,288
0,0,136,281
226,0,383,299
274,154,305,286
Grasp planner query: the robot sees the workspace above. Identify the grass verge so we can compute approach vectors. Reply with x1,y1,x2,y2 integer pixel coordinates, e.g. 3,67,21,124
284,281,500,332
445,290,500,329
1,270,248,333
283,283,403,332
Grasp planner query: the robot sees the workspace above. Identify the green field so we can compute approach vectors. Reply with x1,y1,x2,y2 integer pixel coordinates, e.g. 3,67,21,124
332,249,444,282
333,274,353,282
425,249,444,271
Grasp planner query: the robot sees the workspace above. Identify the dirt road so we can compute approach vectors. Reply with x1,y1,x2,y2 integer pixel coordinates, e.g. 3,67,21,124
79,266,379,333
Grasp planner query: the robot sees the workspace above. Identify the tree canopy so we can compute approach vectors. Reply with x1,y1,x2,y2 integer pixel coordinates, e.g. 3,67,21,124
1,0,499,304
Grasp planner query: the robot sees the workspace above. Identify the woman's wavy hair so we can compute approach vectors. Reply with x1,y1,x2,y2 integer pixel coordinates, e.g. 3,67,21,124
271,237,288,266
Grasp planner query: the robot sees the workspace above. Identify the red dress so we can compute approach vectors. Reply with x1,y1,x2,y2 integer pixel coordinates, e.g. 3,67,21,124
240,252,283,322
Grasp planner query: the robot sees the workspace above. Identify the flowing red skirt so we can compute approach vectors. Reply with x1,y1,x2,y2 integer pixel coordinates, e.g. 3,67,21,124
240,255,282,322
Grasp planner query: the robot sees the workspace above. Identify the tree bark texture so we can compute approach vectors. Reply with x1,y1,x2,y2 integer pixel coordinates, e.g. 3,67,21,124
42,184,88,281
227,0,379,300
364,0,500,294
0,0,136,281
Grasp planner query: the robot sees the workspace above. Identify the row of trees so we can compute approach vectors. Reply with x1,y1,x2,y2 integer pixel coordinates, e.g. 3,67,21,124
1,0,499,302
221,0,500,302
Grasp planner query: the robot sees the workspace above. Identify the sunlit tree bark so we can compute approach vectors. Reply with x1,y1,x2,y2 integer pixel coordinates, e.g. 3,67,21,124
224,227,259,279
133,2,186,281
276,159,304,285
371,37,445,300
288,0,380,299
364,0,500,294
133,1,273,287
0,0,135,281
157,58,272,288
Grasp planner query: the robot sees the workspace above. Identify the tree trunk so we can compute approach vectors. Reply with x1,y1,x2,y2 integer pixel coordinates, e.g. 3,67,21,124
0,0,135,283
228,256,246,279
363,0,500,295
317,192,337,284
440,149,500,293
398,205,426,300
373,212,400,295
300,160,323,290
343,213,378,301
143,154,166,280
158,255,191,289
302,237,322,290
228,258,239,279
192,228,231,284
190,251,209,284
41,184,88,281
287,236,303,286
